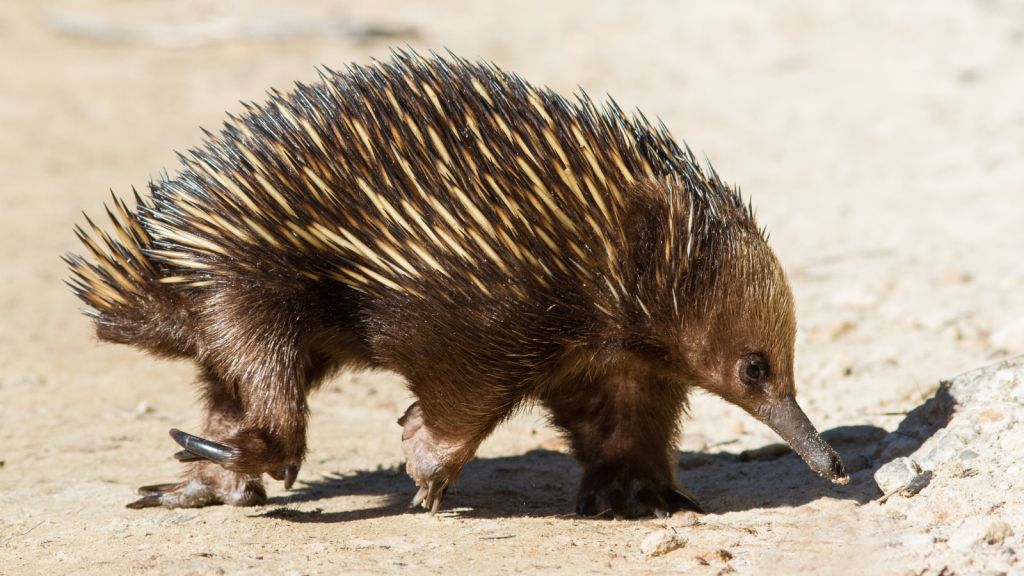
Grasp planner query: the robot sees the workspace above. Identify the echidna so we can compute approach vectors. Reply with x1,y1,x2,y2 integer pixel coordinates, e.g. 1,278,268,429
66,49,847,518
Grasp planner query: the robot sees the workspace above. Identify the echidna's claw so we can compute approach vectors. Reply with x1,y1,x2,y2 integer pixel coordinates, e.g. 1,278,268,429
410,486,428,508
172,449,206,463
137,483,183,495
169,428,237,464
662,487,705,514
427,480,448,514
126,482,185,509
283,463,298,490
411,478,449,514
575,483,705,519
577,493,599,517
126,494,164,509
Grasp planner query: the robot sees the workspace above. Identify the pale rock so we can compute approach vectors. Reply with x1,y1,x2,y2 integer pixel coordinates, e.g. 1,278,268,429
948,517,1014,549
641,530,687,557
669,511,701,528
874,457,921,494
984,521,1014,546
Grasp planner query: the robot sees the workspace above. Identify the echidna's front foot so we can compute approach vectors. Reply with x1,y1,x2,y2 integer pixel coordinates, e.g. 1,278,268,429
169,428,301,489
398,402,475,514
576,467,705,519
126,461,266,509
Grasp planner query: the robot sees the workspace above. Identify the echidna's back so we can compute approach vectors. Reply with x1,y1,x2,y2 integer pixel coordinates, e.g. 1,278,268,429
142,50,722,303
69,50,752,351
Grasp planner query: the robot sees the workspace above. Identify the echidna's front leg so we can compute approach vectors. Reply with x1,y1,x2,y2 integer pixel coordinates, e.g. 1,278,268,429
398,402,491,513
543,372,704,519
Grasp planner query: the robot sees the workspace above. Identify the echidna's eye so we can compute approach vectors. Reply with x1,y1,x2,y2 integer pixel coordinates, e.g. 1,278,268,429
739,354,769,387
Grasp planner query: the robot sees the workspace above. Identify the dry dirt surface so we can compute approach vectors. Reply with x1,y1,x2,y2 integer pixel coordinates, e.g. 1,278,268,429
3,1,1024,574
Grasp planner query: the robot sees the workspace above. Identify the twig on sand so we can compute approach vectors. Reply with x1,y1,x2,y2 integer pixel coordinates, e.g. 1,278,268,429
0,520,46,547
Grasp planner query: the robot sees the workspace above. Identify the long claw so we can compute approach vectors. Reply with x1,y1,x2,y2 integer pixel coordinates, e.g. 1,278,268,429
424,479,437,509
662,487,705,514
410,487,428,508
425,480,439,513
432,485,449,514
577,494,599,517
416,479,449,514
283,464,298,490
173,449,207,463
168,429,237,465
138,483,182,496
126,494,163,509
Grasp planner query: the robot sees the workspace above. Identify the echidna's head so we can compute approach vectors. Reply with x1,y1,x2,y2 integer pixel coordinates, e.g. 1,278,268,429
682,229,847,484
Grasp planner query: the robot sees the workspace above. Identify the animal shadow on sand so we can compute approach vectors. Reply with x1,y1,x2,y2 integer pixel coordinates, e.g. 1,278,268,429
259,386,954,523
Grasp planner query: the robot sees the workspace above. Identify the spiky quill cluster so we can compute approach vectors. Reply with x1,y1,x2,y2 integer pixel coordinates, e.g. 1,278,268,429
67,49,764,337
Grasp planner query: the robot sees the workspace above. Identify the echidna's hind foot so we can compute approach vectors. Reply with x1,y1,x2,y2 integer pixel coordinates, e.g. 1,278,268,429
167,428,300,489
126,461,266,509
398,402,478,514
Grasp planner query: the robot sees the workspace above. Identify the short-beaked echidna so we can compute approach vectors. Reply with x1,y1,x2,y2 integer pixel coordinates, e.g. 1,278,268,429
66,49,847,518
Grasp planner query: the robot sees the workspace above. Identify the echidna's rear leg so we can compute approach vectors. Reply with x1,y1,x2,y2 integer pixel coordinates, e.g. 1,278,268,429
128,334,325,508
542,370,704,519
127,279,366,509
128,372,267,509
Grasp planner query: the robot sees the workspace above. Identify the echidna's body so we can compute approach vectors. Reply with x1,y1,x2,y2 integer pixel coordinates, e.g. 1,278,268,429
68,50,846,517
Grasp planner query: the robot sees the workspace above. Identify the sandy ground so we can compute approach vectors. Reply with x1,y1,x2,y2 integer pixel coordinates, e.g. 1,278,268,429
2,1,1024,574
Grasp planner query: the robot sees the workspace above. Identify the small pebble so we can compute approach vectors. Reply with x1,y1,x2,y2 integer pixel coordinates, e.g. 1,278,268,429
641,530,687,557
985,521,1014,545
949,517,1014,548
874,457,921,495
958,450,979,468
670,511,701,527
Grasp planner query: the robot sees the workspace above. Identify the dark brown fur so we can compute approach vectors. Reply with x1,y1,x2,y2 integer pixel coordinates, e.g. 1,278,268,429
66,49,843,518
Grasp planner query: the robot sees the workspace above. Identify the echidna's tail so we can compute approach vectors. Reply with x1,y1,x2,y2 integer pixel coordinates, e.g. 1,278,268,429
64,191,197,358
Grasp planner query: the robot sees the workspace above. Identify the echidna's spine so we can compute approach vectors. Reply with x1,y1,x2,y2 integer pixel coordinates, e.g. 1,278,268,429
64,191,195,356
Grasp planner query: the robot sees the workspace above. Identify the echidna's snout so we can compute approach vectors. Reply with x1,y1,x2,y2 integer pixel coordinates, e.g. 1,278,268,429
760,396,849,485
